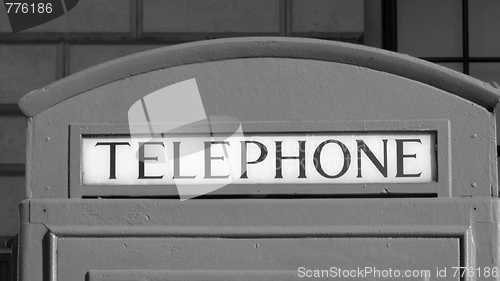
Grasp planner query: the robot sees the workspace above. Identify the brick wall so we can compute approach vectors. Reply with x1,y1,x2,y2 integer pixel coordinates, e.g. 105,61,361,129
0,0,369,245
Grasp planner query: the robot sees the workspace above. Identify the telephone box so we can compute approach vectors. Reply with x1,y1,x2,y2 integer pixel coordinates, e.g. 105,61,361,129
17,37,500,280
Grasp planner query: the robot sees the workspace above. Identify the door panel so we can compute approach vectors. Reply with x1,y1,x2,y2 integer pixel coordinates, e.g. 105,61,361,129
57,237,459,280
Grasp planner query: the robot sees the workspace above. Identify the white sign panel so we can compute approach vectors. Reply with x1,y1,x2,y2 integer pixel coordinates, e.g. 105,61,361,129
82,133,436,185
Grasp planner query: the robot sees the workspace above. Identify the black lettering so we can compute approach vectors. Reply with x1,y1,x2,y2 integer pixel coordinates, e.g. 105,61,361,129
396,139,422,177
240,141,268,179
173,142,196,179
204,141,230,179
275,141,306,179
313,140,351,179
95,142,130,179
138,142,164,179
356,140,388,178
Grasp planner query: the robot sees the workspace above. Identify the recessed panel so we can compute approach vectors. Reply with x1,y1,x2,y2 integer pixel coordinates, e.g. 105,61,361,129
57,237,460,281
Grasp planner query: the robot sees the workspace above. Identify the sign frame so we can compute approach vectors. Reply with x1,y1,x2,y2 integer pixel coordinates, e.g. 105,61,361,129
69,120,450,198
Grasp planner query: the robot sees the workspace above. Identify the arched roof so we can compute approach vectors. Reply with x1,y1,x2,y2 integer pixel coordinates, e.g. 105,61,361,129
19,37,500,117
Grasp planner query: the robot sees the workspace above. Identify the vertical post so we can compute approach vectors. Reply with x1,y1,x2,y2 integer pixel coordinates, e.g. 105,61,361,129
462,0,469,74
43,232,57,281
382,0,397,51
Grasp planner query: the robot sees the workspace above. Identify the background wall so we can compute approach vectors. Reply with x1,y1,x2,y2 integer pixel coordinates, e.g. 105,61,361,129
0,0,498,278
